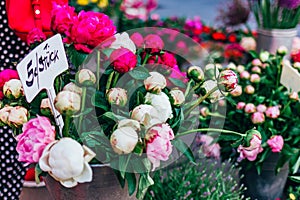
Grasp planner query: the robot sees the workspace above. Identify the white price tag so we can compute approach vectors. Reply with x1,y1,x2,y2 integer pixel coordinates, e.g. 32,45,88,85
280,60,300,93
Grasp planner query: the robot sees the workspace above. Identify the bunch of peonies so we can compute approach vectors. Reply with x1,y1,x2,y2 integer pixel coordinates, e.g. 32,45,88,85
120,0,158,21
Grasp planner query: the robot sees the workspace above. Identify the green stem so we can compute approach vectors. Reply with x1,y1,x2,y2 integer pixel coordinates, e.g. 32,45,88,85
112,72,120,88
106,71,115,93
184,80,193,97
97,51,101,91
63,115,71,137
185,86,219,116
141,53,150,68
206,112,226,118
281,101,291,114
176,128,246,138
77,87,87,134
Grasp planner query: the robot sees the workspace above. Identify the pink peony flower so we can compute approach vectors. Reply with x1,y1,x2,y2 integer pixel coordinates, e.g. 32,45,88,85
267,135,284,153
238,134,263,161
26,28,47,46
51,3,77,36
251,112,265,124
146,123,174,170
251,58,262,67
67,10,116,53
144,34,164,51
265,106,280,118
251,66,261,74
240,71,250,79
244,103,256,113
0,69,19,90
16,116,56,164
160,52,177,68
244,85,255,94
130,32,144,48
199,135,220,159
110,47,138,73
120,0,157,21
230,85,242,97
256,104,267,113
250,74,260,83
236,102,246,110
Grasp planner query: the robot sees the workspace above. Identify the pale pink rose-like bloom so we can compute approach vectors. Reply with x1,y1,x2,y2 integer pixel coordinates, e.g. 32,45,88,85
240,37,256,51
236,65,245,73
199,135,220,159
251,112,265,124
252,58,262,67
250,74,260,83
230,85,242,97
256,104,267,113
251,66,261,74
146,123,174,170
144,34,164,51
51,3,77,36
244,85,255,94
244,103,256,113
236,102,246,110
240,71,250,79
267,135,284,153
16,116,56,164
265,106,280,119
237,134,263,161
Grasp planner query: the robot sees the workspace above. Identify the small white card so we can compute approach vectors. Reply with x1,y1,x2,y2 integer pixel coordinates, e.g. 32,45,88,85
280,60,300,93
17,34,68,102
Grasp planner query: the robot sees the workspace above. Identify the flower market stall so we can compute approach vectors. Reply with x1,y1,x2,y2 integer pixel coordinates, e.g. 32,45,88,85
0,0,299,200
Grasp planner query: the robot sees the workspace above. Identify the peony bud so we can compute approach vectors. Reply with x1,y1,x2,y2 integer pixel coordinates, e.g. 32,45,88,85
170,88,185,106
251,66,261,74
107,88,127,107
217,69,238,92
251,112,265,124
54,91,81,115
3,79,23,99
63,82,83,95
250,74,260,83
230,85,242,97
130,32,144,48
259,51,270,62
110,48,138,73
265,106,280,119
251,58,262,67
244,103,256,113
8,106,28,127
40,98,53,116
236,102,246,110
131,104,162,128
277,46,288,56
236,65,245,73
200,107,209,117
289,92,299,101
118,119,140,131
244,85,255,94
75,69,96,86
110,127,138,154
144,72,167,93
187,66,204,82
267,135,284,153
204,64,219,80
0,105,13,125
256,104,267,113
240,71,250,79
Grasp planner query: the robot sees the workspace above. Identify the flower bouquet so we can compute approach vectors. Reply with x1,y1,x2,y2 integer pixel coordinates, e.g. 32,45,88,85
0,2,247,199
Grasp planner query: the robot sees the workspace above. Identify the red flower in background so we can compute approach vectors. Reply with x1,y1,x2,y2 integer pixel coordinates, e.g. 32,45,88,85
202,25,211,34
291,50,300,62
228,34,237,43
224,43,245,60
212,32,227,41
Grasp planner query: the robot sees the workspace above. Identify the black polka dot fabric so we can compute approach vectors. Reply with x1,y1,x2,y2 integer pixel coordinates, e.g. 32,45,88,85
1,0,29,199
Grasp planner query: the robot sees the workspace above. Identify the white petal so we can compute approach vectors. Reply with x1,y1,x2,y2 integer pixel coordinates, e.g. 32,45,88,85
38,141,57,171
60,179,78,188
82,145,96,162
73,162,93,183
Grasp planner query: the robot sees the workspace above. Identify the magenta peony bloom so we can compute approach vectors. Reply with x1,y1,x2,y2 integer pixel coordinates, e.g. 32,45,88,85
110,48,138,73
67,10,116,53
51,3,77,36
160,52,177,68
267,135,284,153
146,123,174,170
144,34,164,51
251,112,265,124
0,69,19,90
265,106,280,118
237,134,263,161
26,28,46,46
0,91,3,100
199,135,220,159
130,32,144,48
16,116,56,164
279,0,300,9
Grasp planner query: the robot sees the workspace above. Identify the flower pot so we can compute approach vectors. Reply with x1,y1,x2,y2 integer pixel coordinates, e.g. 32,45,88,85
44,164,137,200
19,181,52,200
256,28,298,55
240,153,289,200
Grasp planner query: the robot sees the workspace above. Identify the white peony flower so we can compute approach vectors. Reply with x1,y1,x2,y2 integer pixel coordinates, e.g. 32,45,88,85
3,79,23,99
110,32,136,53
54,91,81,115
8,106,28,127
144,72,166,94
75,69,96,86
145,92,173,122
110,127,138,154
107,88,128,107
39,138,96,188
118,119,141,131
0,105,13,125
201,80,223,103
131,104,162,128
170,88,185,106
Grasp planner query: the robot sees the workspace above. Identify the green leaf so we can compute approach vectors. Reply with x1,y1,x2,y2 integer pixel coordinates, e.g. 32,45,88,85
35,164,43,184
119,155,131,179
125,172,136,196
136,173,154,199
248,50,258,59
72,108,93,117
291,152,300,174
289,176,300,183
172,138,195,164
113,169,125,188
67,45,88,67
91,92,109,111
129,67,150,80
168,77,186,88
